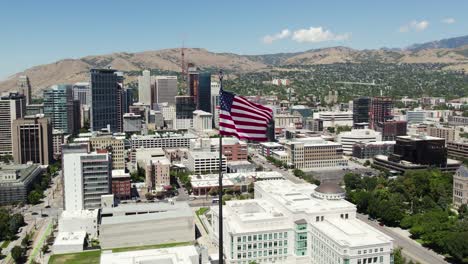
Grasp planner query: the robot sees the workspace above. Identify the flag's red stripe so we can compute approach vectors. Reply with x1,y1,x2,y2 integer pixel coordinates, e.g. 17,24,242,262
230,112,270,123
220,131,268,142
234,96,273,115
219,123,267,134
219,114,268,127
231,104,272,121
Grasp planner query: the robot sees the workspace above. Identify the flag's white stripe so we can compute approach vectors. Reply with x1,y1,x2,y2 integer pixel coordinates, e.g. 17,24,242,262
220,110,267,124
220,126,267,138
232,100,272,120
219,122,267,131
230,108,270,122
234,96,273,117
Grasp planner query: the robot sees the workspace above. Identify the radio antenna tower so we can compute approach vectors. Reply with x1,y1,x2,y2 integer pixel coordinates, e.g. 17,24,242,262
181,41,186,82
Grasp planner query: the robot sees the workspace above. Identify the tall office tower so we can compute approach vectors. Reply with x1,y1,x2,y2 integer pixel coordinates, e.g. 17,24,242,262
175,96,196,119
370,97,393,129
187,64,199,97
155,76,177,105
123,87,133,113
72,82,91,107
115,72,125,132
138,70,153,106
90,69,120,132
63,150,112,211
0,93,26,155
353,97,371,125
17,75,32,105
44,84,80,134
12,115,52,165
197,72,211,113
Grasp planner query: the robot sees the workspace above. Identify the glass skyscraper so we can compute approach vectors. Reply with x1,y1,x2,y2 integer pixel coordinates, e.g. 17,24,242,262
44,84,79,134
90,69,119,132
198,72,211,113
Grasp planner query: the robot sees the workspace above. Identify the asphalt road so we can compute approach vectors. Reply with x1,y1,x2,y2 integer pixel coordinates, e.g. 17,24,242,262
356,214,448,264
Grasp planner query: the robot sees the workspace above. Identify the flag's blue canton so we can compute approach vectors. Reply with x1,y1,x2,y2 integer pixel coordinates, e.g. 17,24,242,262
220,89,235,112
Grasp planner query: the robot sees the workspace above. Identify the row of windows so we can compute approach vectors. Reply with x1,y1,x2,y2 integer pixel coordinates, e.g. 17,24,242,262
357,248,384,255
236,248,288,259
236,241,288,251
357,256,384,264
236,232,288,243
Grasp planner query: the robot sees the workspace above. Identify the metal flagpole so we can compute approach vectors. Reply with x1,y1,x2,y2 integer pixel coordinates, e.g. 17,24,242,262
218,69,224,264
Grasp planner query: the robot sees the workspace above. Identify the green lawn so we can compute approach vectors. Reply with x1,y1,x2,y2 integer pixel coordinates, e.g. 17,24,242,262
196,207,209,216
111,241,193,253
48,250,101,264
1,240,10,248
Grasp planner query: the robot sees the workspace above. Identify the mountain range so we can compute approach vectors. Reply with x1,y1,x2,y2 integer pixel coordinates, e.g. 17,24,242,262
0,35,467,96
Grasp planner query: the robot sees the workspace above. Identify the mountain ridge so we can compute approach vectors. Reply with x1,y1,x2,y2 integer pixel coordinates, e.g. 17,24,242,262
1,36,468,96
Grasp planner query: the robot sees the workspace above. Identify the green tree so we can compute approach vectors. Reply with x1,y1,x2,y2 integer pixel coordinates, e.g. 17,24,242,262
41,244,49,254
11,246,24,263
27,190,43,204
392,247,406,264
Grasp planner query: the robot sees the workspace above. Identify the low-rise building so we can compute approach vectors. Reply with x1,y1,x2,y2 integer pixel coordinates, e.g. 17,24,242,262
209,180,393,264
259,142,284,157
123,113,142,133
275,114,302,129
227,161,257,173
100,245,206,264
428,126,459,144
99,202,195,249
337,128,382,154
317,111,353,128
58,210,99,239
284,137,348,169
210,137,248,161
193,110,213,132
112,170,131,200
454,166,468,208
373,155,461,174
352,141,395,159
0,164,44,205
130,133,197,149
447,141,468,160
186,151,227,174
448,115,468,126
52,231,87,255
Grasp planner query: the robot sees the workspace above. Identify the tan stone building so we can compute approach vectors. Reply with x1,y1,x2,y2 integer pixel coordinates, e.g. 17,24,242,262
454,166,468,208
89,135,125,170
12,115,52,165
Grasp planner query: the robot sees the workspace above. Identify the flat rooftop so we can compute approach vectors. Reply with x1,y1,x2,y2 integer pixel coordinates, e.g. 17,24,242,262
314,218,392,247
54,231,86,246
255,180,355,214
101,202,192,225
100,245,198,264
260,142,283,147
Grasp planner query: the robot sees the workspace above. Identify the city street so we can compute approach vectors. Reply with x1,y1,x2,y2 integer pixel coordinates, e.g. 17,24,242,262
2,170,63,264
357,213,448,264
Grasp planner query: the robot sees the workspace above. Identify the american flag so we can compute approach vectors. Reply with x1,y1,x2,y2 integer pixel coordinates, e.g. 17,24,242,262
219,88,273,142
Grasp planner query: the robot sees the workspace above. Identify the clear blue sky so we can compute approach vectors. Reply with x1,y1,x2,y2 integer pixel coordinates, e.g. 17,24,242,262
1,0,467,79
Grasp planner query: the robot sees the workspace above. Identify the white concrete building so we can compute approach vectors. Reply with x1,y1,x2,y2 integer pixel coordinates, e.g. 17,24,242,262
99,202,195,249
100,245,206,264
58,210,99,238
317,111,353,128
186,151,227,174
138,70,154,106
63,151,112,211
193,110,213,132
52,231,86,254
275,114,302,129
52,129,65,158
337,128,382,154
130,133,197,149
209,180,393,264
